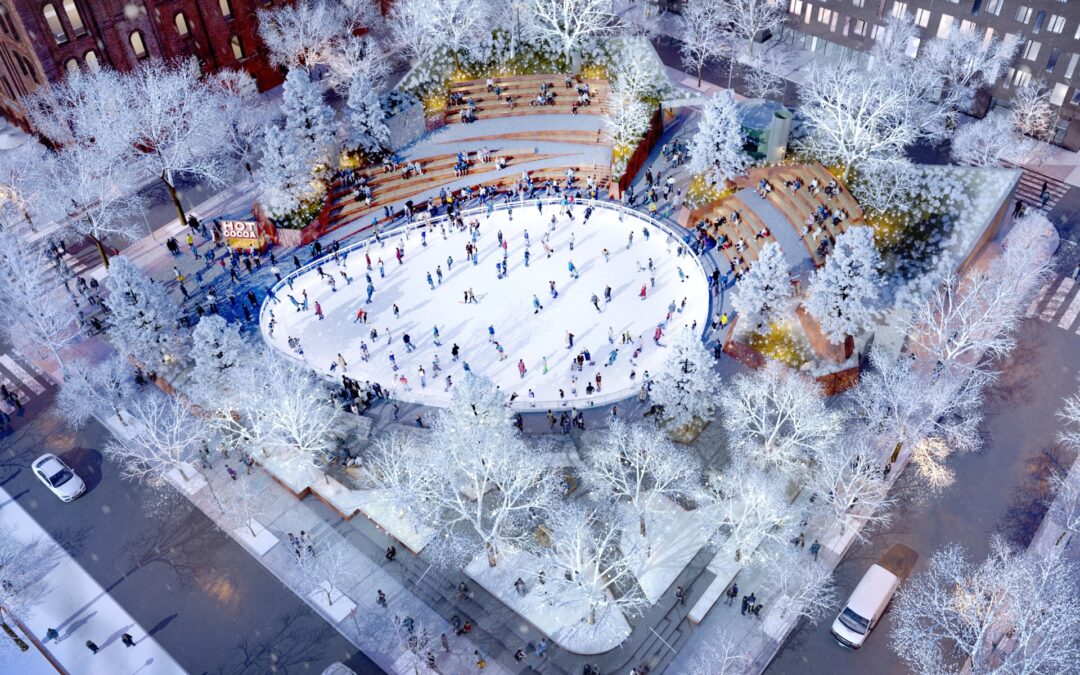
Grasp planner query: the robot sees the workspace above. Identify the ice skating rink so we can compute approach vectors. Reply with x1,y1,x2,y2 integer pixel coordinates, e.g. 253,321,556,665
261,200,711,410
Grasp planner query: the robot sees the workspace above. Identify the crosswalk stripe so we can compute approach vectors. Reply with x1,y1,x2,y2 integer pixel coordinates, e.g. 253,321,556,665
1026,276,1057,316
0,354,45,395
1039,278,1075,321
1059,288,1080,329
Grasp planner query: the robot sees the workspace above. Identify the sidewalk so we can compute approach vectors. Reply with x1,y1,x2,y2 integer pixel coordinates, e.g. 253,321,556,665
0,485,185,675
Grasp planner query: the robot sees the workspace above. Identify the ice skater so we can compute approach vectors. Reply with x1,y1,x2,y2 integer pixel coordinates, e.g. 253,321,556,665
640,284,647,300
606,349,618,366
433,325,442,345
518,359,527,378
532,295,543,314
568,261,579,279
591,293,602,312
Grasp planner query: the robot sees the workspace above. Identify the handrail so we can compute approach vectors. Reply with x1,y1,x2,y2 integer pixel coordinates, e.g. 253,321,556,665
258,197,718,412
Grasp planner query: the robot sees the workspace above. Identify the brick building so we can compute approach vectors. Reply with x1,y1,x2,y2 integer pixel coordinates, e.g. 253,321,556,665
775,0,1080,149
0,2,47,129
5,0,287,129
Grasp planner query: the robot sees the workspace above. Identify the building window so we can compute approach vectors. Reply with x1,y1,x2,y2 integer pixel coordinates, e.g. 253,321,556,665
1047,14,1065,33
230,34,244,59
175,12,189,36
937,14,955,37
1047,47,1060,72
1023,39,1041,61
130,30,147,58
1066,53,1079,79
984,0,1003,14
1012,68,1031,87
818,7,832,24
853,18,868,35
219,0,233,18
1032,10,1045,32
42,3,67,43
960,19,977,32
84,50,98,71
891,1,907,18
1,76,14,99
790,0,804,14
915,8,931,26
971,0,982,14
1071,89,1080,106
62,0,85,36
64,58,79,73
21,56,39,83
1015,4,1032,23
852,0,865,7
1051,82,1068,105
871,23,885,40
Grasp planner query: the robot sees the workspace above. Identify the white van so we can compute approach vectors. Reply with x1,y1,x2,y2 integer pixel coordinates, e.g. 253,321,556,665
830,544,917,649
830,564,898,648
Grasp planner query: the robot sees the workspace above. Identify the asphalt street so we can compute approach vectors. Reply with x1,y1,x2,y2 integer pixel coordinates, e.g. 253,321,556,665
0,341,382,675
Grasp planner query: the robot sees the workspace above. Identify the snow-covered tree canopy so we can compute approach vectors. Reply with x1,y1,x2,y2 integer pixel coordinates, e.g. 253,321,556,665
950,112,1018,167
805,226,883,343
56,356,135,430
103,256,184,367
0,141,52,229
730,241,792,330
103,390,208,485
0,528,57,627
281,67,337,177
582,420,701,539
523,0,614,62
891,537,1080,674
720,360,841,478
687,632,753,675
687,89,748,186
389,0,492,64
649,327,720,430
761,547,838,624
257,123,315,218
796,61,919,180
678,0,726,87
698,458,794,563
346,72,390,155
0,232,80,366
189,315,248,409
257,0,380,75
540,503,649,625
923,25,1018,110
1011,79,1056,143
716,0,787,58
849,157,919,215
804,436,893,539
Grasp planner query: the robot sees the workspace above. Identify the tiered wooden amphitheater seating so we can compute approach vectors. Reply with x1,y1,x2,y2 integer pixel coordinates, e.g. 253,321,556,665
692,194,780,275
444,73,610,123
324,156,611,234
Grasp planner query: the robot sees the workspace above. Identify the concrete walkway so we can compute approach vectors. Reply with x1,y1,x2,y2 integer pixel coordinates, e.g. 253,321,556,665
0,485,185,675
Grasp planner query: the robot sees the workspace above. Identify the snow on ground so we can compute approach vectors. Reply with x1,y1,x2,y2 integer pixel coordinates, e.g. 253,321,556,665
465,547,632,654
262,200,711,410
621,493,709,603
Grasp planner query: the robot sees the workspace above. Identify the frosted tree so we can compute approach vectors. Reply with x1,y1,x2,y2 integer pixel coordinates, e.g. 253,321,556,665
103,256,184,367
1048,461,1080,545
950,112,1017,167
582,420,701,543
189,315,248,409
281,68,337,180
56,356,135,429
804,438,893,539
399,374,557,567
649,327,720,431
1058,383,1080,454
103,391,209,485
602,84,653,148
216,69,271,178
797,62,918,180
743,51,786,100
0,529,58,628
323,34,389,96
257,123,315,218
524,0,613,63
761,547,838,624
1011,79,1056,144
687,90,748,186
730,241,792,330
805,226,883,343
679,0,726,87
848,347,985,492
0,141,52,231
253,353,342,465
698,459,794,563
0,233,80,367
891,537,1080,674
256,0,378,75
345,73,390,155
850,157,920,215
214,470,269,540
716,0,787,58
389,0,491,65
383,614,437,675
720,361,842,479
540,503,648,625
924,26,1018,115
292,540,358,609
122,59,244,225
687,632,752,675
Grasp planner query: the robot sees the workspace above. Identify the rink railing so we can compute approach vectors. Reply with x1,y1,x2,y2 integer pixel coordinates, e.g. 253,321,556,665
258,196,716,412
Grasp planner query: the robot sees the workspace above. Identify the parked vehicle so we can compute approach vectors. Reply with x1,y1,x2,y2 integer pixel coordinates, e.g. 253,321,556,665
831,544,918,649
32,454,86,503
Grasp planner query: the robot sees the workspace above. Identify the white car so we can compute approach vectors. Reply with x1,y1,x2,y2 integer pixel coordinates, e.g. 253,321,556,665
32,454,86,502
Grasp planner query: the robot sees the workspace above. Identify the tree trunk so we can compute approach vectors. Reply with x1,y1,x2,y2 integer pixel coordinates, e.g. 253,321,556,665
113,405,128,426
247,520,258,538
177,465,190,481
162,173,187,227
87,232,110,269
697,64,703,88
589,605,597,625
841,164,851,182
486,542,497,567
325,586,335,606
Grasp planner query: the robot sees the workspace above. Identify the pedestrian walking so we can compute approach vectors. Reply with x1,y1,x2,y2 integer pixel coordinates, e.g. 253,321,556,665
535,638,548,658
810,539,821,561
385,545,397,561
675,585,686,605
86,640,100,654
121,633,135,647
441,633,451,652
725,582,738,606
377,589,387,607
45,628,60,643
226,465,238,480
